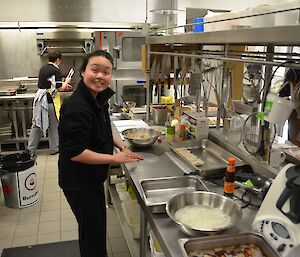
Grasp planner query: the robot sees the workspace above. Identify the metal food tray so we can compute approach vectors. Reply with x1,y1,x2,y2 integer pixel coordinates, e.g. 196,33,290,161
140,176,208,214
171,140,246,178
179,232,280,257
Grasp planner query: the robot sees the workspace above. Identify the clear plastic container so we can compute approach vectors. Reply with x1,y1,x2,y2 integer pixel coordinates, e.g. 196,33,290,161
121,200,141,239
265,93,295,126
149,230,165,257
116,182,131,202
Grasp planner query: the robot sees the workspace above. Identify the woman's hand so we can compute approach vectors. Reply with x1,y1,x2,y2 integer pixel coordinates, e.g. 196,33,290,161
122,148,144,160
113,150,144,164
58,81,73,92
64,83,73,91
59,77,73,92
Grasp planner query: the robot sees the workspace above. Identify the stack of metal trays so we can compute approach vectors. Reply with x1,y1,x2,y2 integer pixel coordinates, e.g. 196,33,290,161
140,176,208,214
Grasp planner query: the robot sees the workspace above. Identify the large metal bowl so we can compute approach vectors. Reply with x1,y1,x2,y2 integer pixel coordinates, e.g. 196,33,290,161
166,191,242,236
122,128,160,148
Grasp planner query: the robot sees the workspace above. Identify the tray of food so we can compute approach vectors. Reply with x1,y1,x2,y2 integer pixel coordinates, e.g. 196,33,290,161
178,232,280,257
170,140,246,178
140,176,208,214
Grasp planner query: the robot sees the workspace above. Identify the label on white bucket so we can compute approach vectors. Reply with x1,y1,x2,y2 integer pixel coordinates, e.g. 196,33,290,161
17,166,38,207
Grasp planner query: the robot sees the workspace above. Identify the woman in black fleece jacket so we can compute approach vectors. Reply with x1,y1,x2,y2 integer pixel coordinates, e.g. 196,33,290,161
58,50,143,257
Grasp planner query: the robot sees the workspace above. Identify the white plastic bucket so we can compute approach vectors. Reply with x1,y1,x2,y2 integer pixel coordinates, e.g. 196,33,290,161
1,165,38,208
264,93,295,126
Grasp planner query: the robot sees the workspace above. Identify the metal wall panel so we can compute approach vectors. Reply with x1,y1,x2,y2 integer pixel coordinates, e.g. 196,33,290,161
0,0,166,24
0,30,42,79
49,0,91,22
0,30,84,86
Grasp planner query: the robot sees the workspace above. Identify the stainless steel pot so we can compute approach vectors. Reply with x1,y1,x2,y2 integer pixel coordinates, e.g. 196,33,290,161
152,105,170,125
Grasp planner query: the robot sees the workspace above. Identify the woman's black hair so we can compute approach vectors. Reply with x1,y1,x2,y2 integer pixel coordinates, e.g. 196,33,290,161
48,49,62,63
80,50,113,76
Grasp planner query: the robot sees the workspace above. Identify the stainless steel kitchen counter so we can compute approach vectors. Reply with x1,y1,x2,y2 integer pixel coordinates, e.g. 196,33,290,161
0,91,73,100
0,93,36,100
121,142,259,257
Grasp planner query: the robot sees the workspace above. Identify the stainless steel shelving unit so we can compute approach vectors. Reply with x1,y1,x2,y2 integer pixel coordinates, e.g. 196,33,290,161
110,24,300,257
146,25,300,46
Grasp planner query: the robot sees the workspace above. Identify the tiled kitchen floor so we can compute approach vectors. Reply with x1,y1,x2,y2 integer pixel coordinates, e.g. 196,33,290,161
0,149,131,257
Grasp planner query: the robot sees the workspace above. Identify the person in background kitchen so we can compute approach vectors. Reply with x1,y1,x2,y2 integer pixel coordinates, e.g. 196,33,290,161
279,68,300,146
26,49,73,156
58,50,143,257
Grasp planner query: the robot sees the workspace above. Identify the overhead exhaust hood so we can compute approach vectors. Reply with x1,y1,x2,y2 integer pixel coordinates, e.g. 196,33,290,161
36,31,95,56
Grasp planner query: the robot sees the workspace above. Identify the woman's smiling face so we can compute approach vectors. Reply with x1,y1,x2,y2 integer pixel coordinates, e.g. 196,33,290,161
81,55,113,97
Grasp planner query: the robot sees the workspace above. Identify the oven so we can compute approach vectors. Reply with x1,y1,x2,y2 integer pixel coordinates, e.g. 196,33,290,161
95,31,146,107
95,31,145,69
110,79,146,107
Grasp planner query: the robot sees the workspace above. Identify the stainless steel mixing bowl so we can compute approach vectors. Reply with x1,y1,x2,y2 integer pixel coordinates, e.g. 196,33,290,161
166,191,242,236
122,128,160,148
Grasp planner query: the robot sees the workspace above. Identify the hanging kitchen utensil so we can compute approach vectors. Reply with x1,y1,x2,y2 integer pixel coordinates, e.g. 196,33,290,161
154,59,161,97
223,111,244,146
217,69,231,129
160,55,167,97
149,58,157,82
165,55,172,89
178,57,188,99
67,68,75,79
242,112,276,156
160,55,167,78
243,82,260,104
149,57,157,100
181,56,191,99
173,69,180,100
189,72,201,96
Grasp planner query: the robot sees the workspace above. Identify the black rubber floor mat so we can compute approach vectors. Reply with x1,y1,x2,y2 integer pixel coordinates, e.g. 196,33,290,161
1,240,80,257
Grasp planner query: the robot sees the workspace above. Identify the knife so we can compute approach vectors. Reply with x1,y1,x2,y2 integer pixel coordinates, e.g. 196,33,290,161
67,68,75,78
